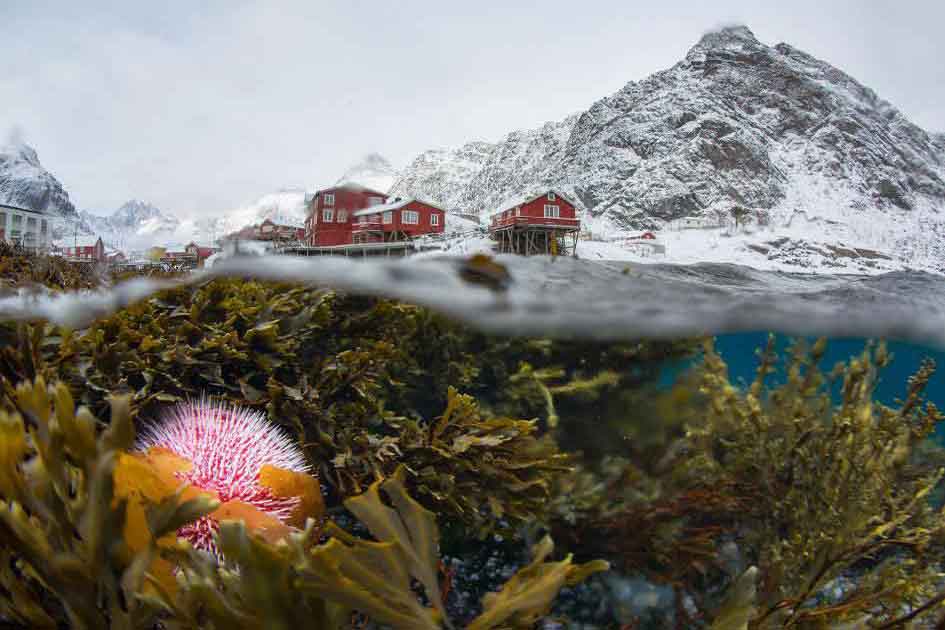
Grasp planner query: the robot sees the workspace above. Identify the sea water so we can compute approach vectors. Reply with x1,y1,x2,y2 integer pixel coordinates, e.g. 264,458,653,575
2,253,944,628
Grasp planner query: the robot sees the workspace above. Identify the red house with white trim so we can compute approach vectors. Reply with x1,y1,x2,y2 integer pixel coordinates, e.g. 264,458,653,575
305,184,388,246
489,191,580,231
488,191,581,256
61,235,106,262
184,242,218,266
352,198,446,244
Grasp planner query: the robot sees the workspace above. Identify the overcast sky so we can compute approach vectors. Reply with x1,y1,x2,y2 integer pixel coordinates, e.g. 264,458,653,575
1,0,942,218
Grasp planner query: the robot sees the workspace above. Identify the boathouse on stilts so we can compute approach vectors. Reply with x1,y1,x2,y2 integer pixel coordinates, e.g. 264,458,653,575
488,191,581,256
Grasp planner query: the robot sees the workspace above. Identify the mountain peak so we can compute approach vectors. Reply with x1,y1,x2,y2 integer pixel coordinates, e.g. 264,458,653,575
686,24,762,60
336,153,398,193
112,199,164,225
0,139,76,216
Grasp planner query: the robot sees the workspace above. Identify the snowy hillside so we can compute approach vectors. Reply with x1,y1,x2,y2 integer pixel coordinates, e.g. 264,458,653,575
0,138,76,218
223,189,308,231
76,200,182,251
391,25,945,273
335,153,398,193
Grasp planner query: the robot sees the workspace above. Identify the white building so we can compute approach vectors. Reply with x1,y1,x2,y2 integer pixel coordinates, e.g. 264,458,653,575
0,203,52,252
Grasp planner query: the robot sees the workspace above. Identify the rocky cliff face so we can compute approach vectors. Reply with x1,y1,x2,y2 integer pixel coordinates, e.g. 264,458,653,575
391,26,945,234
0,140,77,217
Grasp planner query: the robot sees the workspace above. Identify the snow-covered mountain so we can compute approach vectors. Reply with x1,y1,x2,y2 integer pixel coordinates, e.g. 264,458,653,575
77,200,182,251
221,188,309,234
0,138,77,218
335,153,398,193
391,25,945,272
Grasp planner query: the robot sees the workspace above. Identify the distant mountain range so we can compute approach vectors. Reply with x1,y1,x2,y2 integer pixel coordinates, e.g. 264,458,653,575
4,24,943,272
76,200,182,251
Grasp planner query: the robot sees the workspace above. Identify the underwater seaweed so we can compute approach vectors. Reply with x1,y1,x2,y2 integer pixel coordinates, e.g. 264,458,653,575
0,277,697,542
544,338,945,628
0,377,219,628
0,376,608,629
682,338,945,627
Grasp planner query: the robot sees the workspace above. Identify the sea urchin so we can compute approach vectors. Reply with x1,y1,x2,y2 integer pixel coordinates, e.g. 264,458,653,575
135,399,320,554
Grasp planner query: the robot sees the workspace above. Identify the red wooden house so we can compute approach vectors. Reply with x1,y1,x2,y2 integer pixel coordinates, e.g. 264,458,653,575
305,184,388,246
184,242,218,266
256,219,305,242
488,191,580,256
61,236,106,262
351,198,446,244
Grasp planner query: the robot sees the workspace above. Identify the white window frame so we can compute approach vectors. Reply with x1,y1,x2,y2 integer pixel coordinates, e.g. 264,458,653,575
547,192,556,201
383,211,393,224
323,193,335,206
369,197,384,207
515,207,521,217
430,213,439,226
402,210,419,225
323,208,334,223
338,210,348,223
543,204,560,218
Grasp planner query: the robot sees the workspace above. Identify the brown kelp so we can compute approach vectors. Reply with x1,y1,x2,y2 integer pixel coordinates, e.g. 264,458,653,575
551,337,945,627
2,249,945,627
0,376,607,629
0,274,696,538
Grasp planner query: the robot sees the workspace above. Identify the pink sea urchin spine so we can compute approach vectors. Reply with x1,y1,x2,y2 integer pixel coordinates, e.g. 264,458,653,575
137,398,311,553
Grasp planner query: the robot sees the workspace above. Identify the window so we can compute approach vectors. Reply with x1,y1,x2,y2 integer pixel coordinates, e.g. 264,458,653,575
338,210,348,222
323,193,335,206
515,207,520,217
547,192,556,201
543,205,560,218
12,214,22,227
323,209,334,222
369,196,384,206
430,213,439,226
402,210,419,224
40,220,47,234
383,211,392,224
359,215,367,224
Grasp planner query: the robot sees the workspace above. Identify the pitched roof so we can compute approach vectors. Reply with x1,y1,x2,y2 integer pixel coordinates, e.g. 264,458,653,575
316,183,388,198
353,197,446,217
353,198,411,217
494,190,578,215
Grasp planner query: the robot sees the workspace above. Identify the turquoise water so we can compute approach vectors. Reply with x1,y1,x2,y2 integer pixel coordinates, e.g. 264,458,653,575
713,333,945,442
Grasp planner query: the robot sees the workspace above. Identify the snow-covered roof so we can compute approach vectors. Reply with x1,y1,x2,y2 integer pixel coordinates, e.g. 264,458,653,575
353,199,411,217
317,183,389,198
352,197,445,217
494,190,578,215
